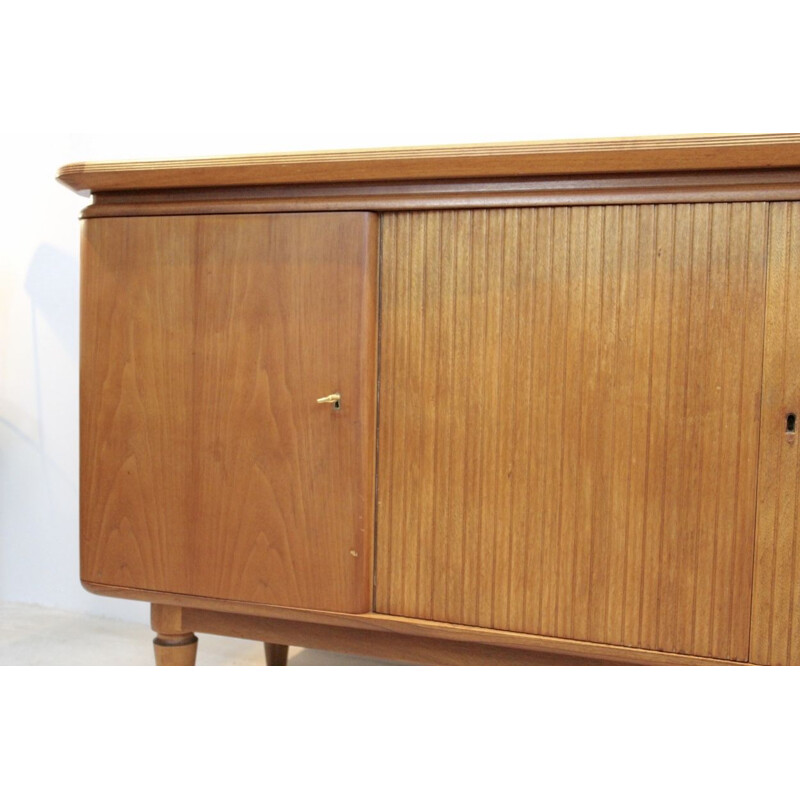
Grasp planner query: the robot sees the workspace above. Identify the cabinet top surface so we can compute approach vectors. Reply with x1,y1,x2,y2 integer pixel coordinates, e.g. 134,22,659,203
57,134,800,195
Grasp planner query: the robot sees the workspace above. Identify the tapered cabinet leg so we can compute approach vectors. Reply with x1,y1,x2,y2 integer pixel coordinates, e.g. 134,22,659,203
154,633,198,666
264,643,289,666
151,604,197,666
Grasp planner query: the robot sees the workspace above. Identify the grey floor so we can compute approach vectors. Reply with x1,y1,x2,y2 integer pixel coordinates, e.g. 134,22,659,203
0,603,404,666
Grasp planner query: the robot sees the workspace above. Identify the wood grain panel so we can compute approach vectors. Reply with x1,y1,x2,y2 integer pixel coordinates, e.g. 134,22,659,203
81,212,377,612
751,202,800,665
81,217,195,590
376,205,768,660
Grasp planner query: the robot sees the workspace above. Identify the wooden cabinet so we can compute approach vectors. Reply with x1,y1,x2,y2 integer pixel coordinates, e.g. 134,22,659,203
60,135,800,665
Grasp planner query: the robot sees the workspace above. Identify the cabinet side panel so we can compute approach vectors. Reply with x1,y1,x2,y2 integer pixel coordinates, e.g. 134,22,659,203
751,202,800,665
376,205,766,660
80,217,196,590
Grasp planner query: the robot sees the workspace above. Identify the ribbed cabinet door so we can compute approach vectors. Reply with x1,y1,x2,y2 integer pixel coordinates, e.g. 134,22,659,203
376,205,768,660
81,212,378,613
750,202,800,665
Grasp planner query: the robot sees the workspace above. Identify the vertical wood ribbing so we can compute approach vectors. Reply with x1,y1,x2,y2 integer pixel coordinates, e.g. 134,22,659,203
376,204,768,660
751,202,800,665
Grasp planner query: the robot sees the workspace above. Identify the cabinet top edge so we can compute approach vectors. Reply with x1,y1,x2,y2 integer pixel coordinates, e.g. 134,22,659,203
57,134,800,195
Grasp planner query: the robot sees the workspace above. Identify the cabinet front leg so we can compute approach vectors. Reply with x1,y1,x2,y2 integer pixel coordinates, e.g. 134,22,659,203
264,643,289,666
151,604,197,666
154,633,198,666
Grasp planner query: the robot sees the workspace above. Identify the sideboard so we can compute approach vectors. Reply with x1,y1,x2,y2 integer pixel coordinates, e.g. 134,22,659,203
58,134,800,665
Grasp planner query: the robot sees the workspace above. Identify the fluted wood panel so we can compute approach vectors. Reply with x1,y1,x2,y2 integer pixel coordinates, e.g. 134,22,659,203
376,205,768,660
751,202,800,665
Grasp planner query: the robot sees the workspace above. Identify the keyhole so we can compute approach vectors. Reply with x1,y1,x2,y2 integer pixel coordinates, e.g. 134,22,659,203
333,399,341,410
787,413,796,434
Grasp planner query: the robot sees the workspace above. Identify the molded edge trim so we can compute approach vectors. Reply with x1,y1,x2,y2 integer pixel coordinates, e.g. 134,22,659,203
58,134,800,194
77,168,800,218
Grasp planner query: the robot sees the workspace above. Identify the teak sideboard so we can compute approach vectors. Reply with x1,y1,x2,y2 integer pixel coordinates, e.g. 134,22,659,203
59,135,800,666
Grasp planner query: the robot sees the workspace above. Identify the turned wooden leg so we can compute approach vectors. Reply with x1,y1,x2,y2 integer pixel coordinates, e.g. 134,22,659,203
264,643,289,666
154,633,198,666
151,604,197,666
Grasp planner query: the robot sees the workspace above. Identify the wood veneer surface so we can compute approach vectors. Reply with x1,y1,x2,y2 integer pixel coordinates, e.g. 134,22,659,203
79,168,800,219
376,204,768,661
81,212,377,613
58,134,800,194
751,202,800,665
91,584,738,665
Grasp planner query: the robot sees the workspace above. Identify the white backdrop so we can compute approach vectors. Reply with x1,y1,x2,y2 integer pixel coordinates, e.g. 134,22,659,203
1,0,798,625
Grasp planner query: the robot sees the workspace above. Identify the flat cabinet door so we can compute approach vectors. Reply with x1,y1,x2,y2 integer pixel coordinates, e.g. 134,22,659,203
376,205,768,660
81,212,378,613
